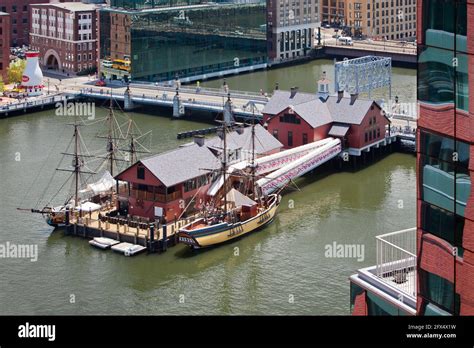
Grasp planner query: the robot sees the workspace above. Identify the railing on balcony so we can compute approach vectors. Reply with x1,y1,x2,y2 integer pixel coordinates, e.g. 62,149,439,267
375,227,417,299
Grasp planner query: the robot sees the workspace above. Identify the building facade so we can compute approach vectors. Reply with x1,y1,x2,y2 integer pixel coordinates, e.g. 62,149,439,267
349,0,473,316
0,12,11,81
416,0,473,315
266,0,320,62
320,0,345,26
0,0,50,47
344,0,417,40
29,2,98,75
262,79,390,152
115,125,282,222
99,1,267,82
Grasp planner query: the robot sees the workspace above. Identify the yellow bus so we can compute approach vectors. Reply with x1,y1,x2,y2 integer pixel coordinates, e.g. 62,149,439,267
112,59,131,72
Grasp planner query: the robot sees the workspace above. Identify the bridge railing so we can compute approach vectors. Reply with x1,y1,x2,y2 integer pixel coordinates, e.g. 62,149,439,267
0,94,69,113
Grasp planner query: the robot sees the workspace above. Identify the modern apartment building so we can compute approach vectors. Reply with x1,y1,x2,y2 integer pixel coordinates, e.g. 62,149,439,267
267,0,320,62
0,12,11,81
416,0,472,315
345,0,417,40
29,2,98,75
320,0,346,26
99,0,267,82
349,0,473,316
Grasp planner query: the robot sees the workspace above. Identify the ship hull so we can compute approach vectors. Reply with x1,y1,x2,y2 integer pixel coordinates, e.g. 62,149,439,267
178,194,280,248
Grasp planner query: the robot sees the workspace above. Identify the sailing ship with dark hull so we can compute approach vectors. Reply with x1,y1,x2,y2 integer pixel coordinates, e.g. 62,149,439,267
22,93,151,228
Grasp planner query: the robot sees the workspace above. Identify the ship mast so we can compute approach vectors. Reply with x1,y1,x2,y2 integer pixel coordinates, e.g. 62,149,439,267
74,123,79,206
222,111,228,218
250,107,257,200
107,90,114,176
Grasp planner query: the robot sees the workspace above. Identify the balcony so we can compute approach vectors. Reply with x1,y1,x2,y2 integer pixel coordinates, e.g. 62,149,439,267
375,228,417,299
350,227,417,315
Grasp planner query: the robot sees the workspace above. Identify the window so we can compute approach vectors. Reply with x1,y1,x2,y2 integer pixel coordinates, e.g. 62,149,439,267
137,165,145,180
288,131,293,147
420,131,471,217
365,132,368,142
302,133,308,145
279,113,301,124
421,202,464,254
422,0,466,51
184,178,197,192
418,47,469,111
419,270,460,315
273,129,279,140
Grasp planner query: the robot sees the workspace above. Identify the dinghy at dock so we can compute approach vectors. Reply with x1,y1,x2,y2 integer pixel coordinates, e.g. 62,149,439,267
89,237,120,250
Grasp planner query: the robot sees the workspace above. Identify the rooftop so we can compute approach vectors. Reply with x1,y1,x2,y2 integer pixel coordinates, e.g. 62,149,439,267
204,124,283,155
140,143,220,187
33,2,98,12
133,125,281,187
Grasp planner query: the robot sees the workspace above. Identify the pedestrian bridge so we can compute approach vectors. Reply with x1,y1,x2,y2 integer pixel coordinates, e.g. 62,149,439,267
75,85,269,120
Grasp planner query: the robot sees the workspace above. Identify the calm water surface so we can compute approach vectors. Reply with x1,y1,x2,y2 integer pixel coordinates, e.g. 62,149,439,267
0,60,416,315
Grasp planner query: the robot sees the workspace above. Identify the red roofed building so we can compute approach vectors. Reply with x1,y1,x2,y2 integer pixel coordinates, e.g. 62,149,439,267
262,75,390,155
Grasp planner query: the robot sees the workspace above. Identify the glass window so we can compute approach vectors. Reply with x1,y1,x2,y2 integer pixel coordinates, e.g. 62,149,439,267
418,47,468,111
419,270,460,315
107,4,267,82
420,131,470,169
137,165,145,179
422,0,466,52
420,155,471,217
288,131,293,147
421,202,465,254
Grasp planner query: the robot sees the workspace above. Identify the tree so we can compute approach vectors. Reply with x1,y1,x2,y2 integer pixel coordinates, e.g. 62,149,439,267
0,76,4,92
7,59,26,84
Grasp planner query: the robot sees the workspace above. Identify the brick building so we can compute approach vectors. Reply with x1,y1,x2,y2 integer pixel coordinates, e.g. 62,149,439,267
349,0,474,316
29,2,98,75
320,0,346,26
266,0,320,62
262,76,390,153
115,125,282,222
0,0,50,47
0,12,11,81
416,0,473,315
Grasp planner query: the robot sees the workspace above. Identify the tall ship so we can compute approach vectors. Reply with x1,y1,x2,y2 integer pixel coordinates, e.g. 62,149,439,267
178,97,282,249
20,94,151,227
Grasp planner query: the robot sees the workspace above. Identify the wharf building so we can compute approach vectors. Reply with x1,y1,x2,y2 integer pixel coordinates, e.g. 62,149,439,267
349,0,473,316
114,125,282,222
98,0,267,83
266,0,320,62
262,76,390,155
29,2,99,75
0,12,11,81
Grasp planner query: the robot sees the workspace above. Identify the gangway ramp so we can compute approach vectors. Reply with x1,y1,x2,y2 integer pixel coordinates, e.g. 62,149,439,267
256,138,342,195
207,138,336,196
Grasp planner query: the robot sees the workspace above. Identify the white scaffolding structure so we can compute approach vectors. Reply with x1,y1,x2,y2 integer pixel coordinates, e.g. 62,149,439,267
334,56,392,99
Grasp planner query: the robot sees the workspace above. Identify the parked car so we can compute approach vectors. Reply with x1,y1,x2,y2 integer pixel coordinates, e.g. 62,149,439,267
95,80,107,87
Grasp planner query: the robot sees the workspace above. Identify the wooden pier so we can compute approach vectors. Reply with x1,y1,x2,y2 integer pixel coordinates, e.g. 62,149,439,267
64,204,195,255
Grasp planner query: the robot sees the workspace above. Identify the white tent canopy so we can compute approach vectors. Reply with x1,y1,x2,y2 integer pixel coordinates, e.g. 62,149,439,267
224,188,256,207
